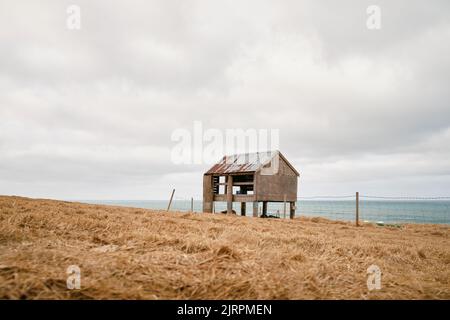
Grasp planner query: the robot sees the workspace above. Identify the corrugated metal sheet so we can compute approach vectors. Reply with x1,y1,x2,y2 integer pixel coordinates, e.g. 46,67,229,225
205,151,277,174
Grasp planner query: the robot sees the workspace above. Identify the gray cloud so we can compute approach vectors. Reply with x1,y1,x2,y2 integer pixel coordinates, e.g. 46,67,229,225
0,0,449,199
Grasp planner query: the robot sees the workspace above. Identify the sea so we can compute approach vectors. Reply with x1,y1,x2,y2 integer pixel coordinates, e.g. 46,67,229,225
81,199,450,225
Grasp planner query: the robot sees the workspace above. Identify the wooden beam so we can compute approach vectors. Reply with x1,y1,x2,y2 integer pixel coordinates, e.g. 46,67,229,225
262,201,268,216
289,202,295,219
212,181,254,187
233,182,254,186
202,175,213,213
227,176,233,214
233,195,255,202
253,202,258,217
213,194,255,202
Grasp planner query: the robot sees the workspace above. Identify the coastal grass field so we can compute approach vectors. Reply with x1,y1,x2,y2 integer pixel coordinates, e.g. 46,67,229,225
0,195,449,299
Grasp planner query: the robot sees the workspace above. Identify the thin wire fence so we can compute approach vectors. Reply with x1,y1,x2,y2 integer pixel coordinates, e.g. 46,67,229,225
295,196,356,221
87,194,450,225
163,194,450,225
359,195,450,225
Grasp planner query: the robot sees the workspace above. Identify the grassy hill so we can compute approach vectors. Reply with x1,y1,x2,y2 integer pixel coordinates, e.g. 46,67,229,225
0,196,449,299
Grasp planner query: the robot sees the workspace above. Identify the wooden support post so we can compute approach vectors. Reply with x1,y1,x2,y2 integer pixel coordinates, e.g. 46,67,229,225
283,194,287,219
289,202,295,219
202,175,213,213
227,175,233,214
262,201,268,216
356,192,359,226
241,202,246,216
167,189,175,211
191,197,194,212
253,202,258,217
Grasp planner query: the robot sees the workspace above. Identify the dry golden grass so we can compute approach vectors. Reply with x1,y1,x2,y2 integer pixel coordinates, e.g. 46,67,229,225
0,195,449,300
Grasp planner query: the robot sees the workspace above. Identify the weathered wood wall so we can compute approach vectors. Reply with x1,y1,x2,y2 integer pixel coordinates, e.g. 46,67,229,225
255,156,298,202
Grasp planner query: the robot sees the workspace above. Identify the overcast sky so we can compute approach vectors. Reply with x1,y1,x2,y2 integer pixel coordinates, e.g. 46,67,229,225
1,0,449,200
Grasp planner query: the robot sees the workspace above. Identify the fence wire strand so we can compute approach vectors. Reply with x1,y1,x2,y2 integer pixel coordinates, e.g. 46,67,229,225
102,194,449,225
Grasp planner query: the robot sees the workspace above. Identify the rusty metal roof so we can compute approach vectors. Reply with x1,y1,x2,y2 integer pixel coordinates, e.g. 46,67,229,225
205,151,277,174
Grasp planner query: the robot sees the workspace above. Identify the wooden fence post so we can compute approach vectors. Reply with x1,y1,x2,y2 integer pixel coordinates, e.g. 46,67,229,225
167,189,175,211
191,197,194,212
356,192,359,226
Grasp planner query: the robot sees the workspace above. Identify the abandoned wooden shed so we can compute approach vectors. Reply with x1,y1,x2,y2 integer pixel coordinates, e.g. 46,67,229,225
203,150,299,218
